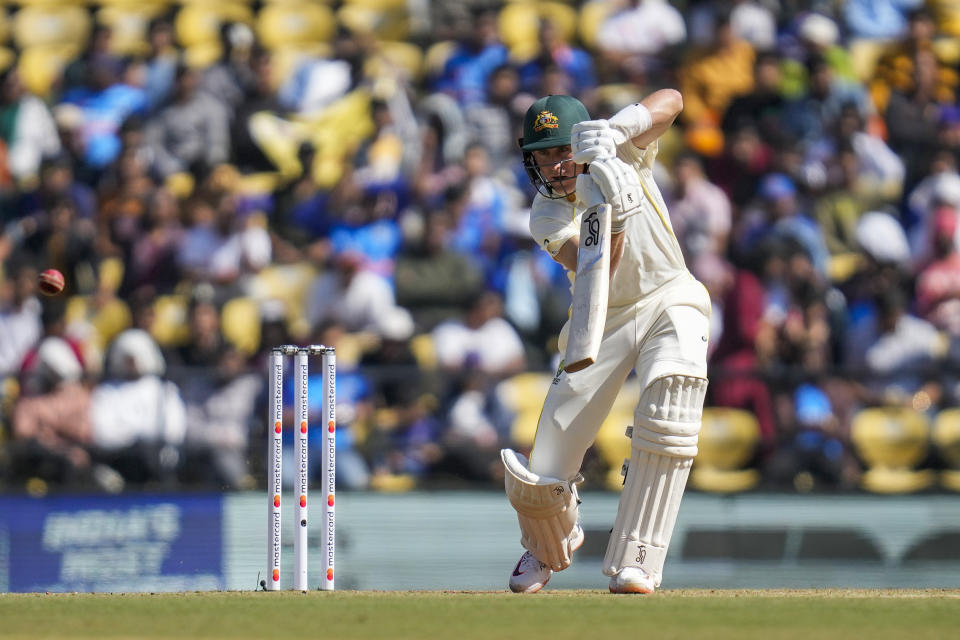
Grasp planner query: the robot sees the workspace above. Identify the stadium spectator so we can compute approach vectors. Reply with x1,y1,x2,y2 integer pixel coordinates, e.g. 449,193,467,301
721,52,790,146
200,23,258,122
844,0,925,41
122,188,184,296
394,202,485,333
729,0,777,52
61,57,148,171
8,337,92,488
596,0,687,78
463,64,530,170
176,190,271,287
179,345,261,489
143,17,178,113
916,206,960,333
432,289,525,378
667,151,732,263
305,247,414,340
517,18,596,97
883,49,948,195
907,156,960,264
0,68,61,186
0,259,42,378
89,328,187,487
735,172,830,280
764,382,857,490
861,287,945,408
705,123,774,208
431,6,508,106
709,257,778,446
168,292,229,368
146,64,230,180
678,11,756,129
16,153,97,222
781,53,873,147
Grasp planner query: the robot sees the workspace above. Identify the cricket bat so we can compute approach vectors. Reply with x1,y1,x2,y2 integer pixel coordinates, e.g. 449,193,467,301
564,189,611,373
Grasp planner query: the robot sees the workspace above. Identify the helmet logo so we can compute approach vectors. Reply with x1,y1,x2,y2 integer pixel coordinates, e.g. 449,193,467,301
533,110,559,132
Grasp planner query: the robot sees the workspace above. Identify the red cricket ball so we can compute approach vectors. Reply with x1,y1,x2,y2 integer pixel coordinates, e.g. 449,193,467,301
38,269,65,296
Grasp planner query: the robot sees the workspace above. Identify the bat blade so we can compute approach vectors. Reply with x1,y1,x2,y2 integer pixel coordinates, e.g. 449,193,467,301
564,202,611,373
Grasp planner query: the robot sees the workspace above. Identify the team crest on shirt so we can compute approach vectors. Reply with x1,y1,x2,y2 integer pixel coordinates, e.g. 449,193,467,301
533,111,559,132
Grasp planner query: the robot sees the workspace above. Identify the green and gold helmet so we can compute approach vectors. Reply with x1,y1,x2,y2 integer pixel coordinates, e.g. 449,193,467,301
519,95,589,198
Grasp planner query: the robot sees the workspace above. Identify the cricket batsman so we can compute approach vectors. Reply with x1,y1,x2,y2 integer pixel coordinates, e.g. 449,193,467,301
502,92,711,593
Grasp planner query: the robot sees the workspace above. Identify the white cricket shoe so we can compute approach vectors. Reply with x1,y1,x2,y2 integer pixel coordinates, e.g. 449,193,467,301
508,551,551,593
608,567,655,594
508,526,584,593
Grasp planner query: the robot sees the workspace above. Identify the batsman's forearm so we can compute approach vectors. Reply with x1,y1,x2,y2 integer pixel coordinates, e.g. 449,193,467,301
631,89,684,148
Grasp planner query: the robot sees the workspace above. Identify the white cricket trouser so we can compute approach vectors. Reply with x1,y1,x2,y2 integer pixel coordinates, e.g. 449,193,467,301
529,278,710,480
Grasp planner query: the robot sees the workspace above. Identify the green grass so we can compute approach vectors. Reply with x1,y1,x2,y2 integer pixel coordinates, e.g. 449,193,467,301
1,590,958,640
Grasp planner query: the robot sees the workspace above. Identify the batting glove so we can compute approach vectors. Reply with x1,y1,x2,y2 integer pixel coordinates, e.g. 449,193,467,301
575,173,604,208
588,156,643,232
571,120,625,165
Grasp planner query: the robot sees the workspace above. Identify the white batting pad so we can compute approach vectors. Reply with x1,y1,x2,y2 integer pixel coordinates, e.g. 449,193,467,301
502,448,583,571
602,374,708,586
602,451,692,586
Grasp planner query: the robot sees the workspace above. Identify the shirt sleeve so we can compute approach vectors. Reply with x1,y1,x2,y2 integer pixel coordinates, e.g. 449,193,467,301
528,197,578,258
618,138,659,171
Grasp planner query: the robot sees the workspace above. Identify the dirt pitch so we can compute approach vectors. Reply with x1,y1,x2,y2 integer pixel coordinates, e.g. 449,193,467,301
1,589,958,640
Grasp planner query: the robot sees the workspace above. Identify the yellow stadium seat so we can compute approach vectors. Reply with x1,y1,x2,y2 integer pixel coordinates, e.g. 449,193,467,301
930,0,960,37
498,1,578,61
246,261,317,339
16,45,78,98
183,42,223,70
579,0,617,50
150,294,190,348
933,408,960,491
11,3,91,51
594,83,645,111
689,407,762,493
849,38,888,83
423,40,456,79
496,372,554,449
303,89,375,188
408,333,437,371
337,3,409,41
221,296,261,355
98,257,125,294
65,294,132,356
365,40,424,83
175,1,254,49
497,372,553,413
697,408,762,470
0,47,14,74
97,2,169,57
256,2,335,50
369,471,416,492
851,406,935,494
342,0,407,9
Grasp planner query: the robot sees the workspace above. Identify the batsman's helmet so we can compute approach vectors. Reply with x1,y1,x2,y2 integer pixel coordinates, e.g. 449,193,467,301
519,94,589,198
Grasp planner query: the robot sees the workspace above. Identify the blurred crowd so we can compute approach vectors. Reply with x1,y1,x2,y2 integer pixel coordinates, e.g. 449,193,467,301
2,0,960,495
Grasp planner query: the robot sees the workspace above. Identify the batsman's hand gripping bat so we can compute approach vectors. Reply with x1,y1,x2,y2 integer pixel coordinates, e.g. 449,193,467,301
564,173,611,373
